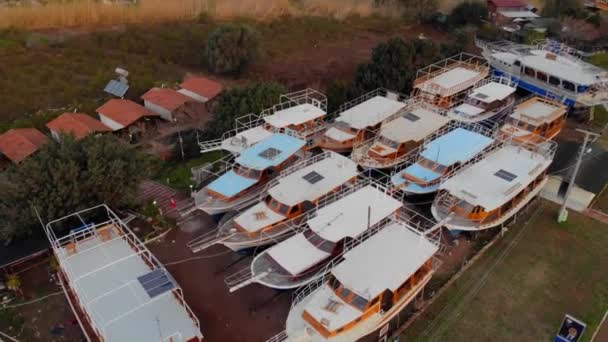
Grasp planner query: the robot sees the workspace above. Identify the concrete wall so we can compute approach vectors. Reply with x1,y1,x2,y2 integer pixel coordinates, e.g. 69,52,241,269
178,89,208,103
144,101,173,121
98,113,126,131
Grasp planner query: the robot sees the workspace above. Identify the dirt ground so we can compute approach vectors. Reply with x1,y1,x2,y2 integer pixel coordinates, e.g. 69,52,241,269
245,24,448,89
148,212,292,342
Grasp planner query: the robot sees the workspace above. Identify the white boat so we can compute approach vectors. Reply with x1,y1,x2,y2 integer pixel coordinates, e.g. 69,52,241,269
198,89,328,154
350,98,450,170
447,77,517,124
187,152,358,253
431,135,556,231
225,178,403,292
499,96,568,142
390,122,497,196
192,133,307,215
412,53,489,108
268,212,442,342
316,88,408,154
44,205,203,342
477,39,608,108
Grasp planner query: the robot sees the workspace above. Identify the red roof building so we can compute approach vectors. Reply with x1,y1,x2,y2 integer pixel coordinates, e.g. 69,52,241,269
141,88,192,121
46,113,111,141
487,0,535,23
178,76,223,103
96,99,157,131
0,128,49,164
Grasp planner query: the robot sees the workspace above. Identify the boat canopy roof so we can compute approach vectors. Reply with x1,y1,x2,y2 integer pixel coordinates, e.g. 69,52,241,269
470,82,517,103
207,170,258,198
308,185,402,242
263,103,326,128
335,96,406,130
381,107,450,143
267,233,331,276
268,153,358,207
235,133,305,170
420,127,494,167
451,103,485,117
416,67,483,96
331,222,438,299
509,97,567,125
440,143,551,209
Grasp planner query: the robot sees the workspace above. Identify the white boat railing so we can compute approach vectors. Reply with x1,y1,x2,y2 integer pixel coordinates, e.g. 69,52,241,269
266,330,289,342
328,88,409,120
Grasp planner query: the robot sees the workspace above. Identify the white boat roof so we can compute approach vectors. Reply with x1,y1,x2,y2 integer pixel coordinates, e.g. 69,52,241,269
234,201,286,233
510,97,566,125
335,96,406,130
267,233,331,276
497,10,539,18
470,82,516,103
331,222,438,299
268,153,358,207
381,107,450,143
417,67,482,95
221,125,273,152
440,143,551,209
263,103,326,128
492,50,606,85
324,127,356,142
308,185,402,242
450,103,485,116
58,232,200,341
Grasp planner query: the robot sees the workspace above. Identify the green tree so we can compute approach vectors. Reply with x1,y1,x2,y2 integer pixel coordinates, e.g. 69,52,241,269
206,23,259,75
447,1,488,28
398,0,439,22
349,38,441,97
0,135,151,242
203,82,287,139
542,0,583,18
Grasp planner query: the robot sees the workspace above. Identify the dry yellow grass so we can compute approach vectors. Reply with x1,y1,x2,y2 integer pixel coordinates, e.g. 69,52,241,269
0,0,397,30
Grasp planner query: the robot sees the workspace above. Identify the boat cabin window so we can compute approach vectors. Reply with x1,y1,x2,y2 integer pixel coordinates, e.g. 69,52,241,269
549,76,560,86
513,60,521,67
536,71,547,82
235,165,262,180
340,287,352,299
329,276,341,290
304,229,335,253
419,157,447,173
379,136,400,149
264,196,291,215
351,295,369,311
524,67,535,77
562,81,576,92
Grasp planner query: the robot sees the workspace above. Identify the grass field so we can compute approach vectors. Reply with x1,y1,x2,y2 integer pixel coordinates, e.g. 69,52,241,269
402,202,608,342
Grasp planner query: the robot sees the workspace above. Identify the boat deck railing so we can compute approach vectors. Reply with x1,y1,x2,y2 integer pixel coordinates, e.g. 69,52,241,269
261,88,328,118
328,87,409,121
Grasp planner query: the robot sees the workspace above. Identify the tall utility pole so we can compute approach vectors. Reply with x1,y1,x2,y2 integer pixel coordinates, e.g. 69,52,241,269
557,129,600,223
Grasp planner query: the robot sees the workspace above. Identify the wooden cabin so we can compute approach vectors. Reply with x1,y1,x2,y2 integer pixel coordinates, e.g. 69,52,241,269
500,96,567,142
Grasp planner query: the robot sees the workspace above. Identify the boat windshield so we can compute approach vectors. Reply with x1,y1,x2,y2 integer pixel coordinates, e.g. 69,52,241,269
328,275,369,311
264,195,290,215
378,136,400,149
509,117,536,131
418,157,448,173
235,165,262,180
303,229,336,253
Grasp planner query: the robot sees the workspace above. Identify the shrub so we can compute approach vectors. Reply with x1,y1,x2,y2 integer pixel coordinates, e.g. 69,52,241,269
206,23,259,75
203,82,287,139
447,1,488,28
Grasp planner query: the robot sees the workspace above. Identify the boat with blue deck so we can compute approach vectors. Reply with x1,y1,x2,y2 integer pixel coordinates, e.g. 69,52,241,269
193,133,307,216
390,123,496,197
477,39,608,110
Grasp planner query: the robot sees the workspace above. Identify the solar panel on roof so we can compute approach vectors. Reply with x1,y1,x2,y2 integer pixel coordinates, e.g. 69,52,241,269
494,169,517,182
259,147,282,160
137,269,176,299
303,171,324,184
403,112,420,122
104,80,129,98
475,93,489,99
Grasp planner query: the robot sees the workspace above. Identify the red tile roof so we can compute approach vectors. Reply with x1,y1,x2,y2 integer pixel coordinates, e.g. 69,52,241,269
0,128,49,163
46,113,111,140
489,0,527,8
141,88,191,111
180,76,223,100
96,99,157,128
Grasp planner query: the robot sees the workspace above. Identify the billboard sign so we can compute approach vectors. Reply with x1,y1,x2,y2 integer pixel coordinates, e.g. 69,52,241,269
555,314,586,342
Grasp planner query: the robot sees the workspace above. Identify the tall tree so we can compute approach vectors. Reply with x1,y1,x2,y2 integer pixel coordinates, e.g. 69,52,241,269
206,23,260,75
0,135,151,242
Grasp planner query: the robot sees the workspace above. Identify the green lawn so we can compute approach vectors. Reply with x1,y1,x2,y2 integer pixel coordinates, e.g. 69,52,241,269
154,151,223,192
402,202,608,342
591,52,608,70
